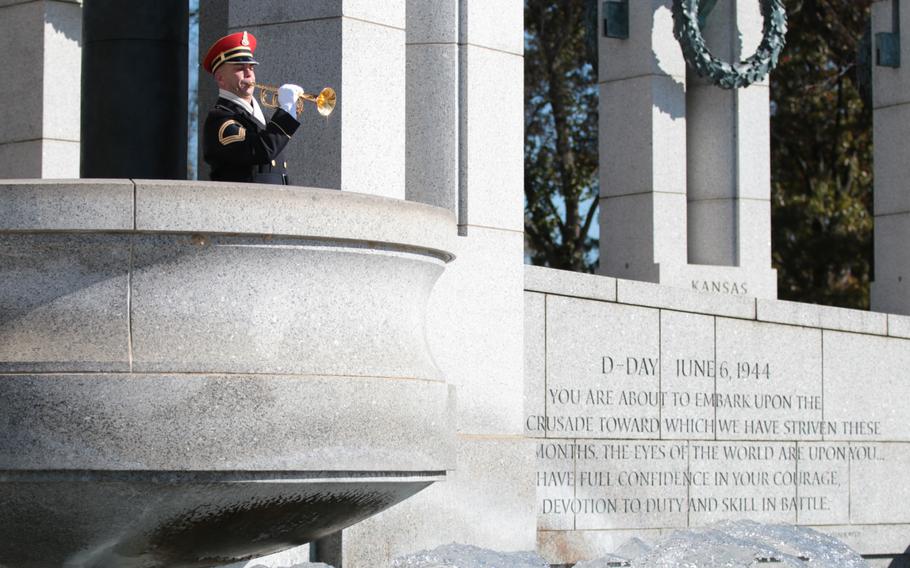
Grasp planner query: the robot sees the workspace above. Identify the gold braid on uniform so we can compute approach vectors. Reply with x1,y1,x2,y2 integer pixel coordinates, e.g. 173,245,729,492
218,120,246,145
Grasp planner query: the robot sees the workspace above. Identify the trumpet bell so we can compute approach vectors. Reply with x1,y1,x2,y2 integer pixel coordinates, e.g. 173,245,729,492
315,88,336,117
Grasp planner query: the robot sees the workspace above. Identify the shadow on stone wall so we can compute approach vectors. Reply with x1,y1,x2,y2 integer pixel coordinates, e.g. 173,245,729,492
885,546,910,567
47,1,82,46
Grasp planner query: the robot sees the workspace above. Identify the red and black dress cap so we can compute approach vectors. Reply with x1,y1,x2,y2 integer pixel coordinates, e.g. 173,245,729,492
203,31,259,74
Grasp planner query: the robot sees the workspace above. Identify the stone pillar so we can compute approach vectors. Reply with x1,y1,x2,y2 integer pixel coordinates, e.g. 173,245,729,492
405,0,459,213
0,0,81,179
81,0,188,179
224,2,405,198
597,0,777,299
871,0,910,314
683,0,776,298
597,0,688,284
309,533,342,567
338,0,535,564
432,0,533,550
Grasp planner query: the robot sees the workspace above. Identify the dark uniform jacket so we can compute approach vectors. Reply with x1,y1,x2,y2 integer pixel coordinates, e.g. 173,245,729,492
203,97,300,185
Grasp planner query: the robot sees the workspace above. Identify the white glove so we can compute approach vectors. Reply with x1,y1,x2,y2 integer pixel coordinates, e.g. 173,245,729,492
278,84,305,116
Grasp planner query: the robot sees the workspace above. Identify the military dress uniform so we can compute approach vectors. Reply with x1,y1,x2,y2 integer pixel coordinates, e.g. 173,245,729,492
201,31,301,185
203,96,299,184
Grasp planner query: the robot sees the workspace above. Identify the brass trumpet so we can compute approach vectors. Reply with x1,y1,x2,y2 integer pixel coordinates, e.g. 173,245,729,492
253,82,337,117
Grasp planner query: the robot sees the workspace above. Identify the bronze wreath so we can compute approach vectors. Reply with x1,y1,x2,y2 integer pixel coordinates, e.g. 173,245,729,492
672,0,787,89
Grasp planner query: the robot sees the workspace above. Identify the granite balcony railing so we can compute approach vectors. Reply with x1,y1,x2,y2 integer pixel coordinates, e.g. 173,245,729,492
0,179,456,568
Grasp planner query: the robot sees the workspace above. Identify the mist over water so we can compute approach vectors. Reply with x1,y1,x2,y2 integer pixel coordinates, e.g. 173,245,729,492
390,521,868,568
230,520,868,567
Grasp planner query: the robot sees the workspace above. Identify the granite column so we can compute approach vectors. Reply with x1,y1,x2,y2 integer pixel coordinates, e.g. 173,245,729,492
0,0,81,178
871,0,910,314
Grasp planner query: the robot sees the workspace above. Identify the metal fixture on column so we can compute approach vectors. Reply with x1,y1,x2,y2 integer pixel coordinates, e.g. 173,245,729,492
877,0,901,67
603,0,629,39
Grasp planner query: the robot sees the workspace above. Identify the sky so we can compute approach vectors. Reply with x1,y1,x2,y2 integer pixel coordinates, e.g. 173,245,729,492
188,0,200,179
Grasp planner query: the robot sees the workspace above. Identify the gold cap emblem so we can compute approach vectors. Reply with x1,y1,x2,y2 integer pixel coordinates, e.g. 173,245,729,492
241,31,250,46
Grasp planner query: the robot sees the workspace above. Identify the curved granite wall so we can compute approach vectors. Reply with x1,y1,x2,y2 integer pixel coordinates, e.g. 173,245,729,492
0,180,456,567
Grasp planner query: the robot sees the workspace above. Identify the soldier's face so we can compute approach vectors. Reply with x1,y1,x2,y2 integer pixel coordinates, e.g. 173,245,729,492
216,63,256,100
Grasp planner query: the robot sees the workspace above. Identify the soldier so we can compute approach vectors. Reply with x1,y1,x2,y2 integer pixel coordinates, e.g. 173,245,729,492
202,31,302,184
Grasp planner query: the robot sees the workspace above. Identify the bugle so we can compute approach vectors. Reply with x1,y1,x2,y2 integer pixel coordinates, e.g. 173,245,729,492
253,82,336,117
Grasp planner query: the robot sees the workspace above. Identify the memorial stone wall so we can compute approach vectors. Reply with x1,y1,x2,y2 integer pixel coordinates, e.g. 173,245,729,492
525,266,910,566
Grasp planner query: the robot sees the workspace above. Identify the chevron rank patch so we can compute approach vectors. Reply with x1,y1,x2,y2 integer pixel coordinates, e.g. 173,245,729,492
218,120,246,145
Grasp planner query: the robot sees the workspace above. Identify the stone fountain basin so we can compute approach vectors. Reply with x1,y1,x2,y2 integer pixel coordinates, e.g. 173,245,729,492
4,471,438,567
0,180,456,567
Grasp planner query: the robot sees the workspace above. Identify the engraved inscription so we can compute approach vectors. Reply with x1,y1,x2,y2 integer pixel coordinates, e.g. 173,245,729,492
690,279,749,295
533,308,889,530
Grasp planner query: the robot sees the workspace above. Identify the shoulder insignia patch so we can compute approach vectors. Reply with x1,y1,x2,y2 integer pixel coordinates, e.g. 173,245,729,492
218,120,246,145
